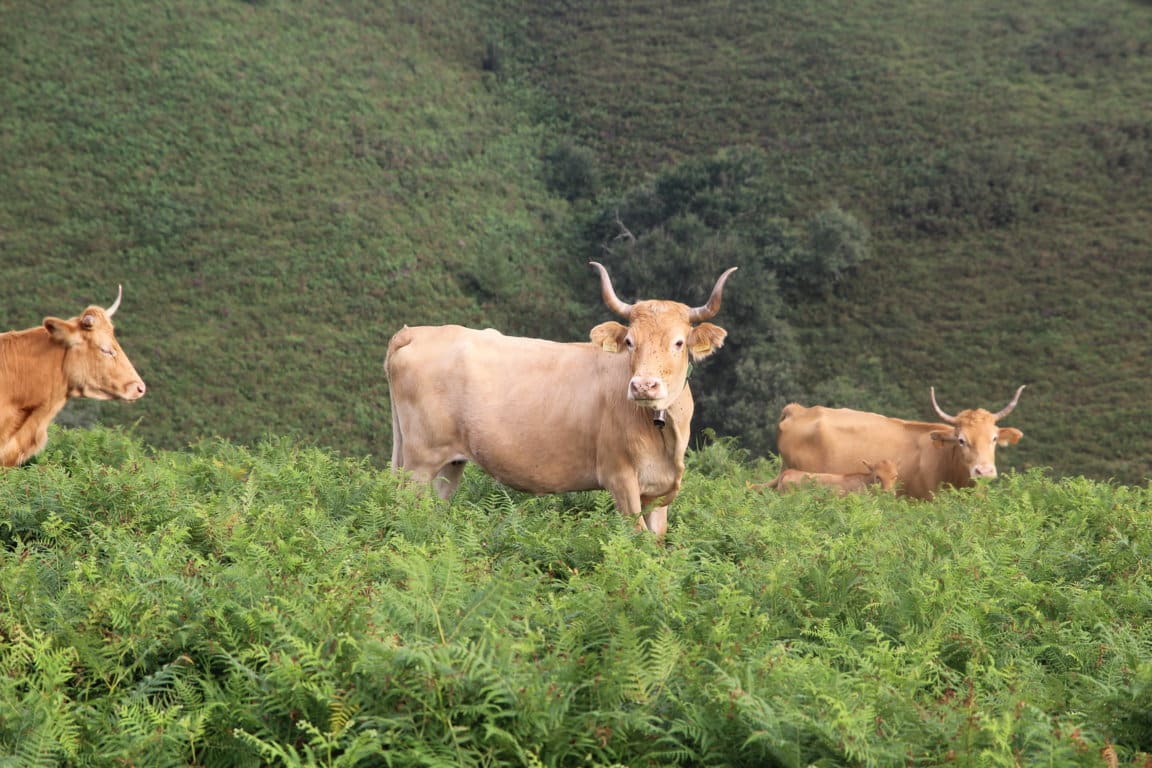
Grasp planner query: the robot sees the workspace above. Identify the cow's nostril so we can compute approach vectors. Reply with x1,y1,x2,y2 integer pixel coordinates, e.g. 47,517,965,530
630,377,658,395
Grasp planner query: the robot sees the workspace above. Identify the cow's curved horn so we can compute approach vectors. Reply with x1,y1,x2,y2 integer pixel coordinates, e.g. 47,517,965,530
106,285,123,317
929,386,958,424
589,261,632,319
993,385,1027,421
687,267,738,323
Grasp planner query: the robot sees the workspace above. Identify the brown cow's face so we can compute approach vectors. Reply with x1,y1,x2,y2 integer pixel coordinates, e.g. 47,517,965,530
590,301,727,411
45,307,147,401
930,410,1023,479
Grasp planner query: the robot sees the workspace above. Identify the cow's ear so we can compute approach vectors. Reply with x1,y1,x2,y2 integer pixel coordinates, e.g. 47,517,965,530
688,323,727,360
44,317,82,346
997,427,1023,446
929,429,957,446
590,321,628,353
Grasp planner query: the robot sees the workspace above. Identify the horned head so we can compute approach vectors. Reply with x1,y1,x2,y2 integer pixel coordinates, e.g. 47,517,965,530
589,262,738,322
930,385,1026,424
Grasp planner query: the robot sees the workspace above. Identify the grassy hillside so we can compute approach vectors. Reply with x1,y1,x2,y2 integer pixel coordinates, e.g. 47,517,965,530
0,0,587,460
3,428,1151,764
2,0,1150,484
510,0,1152,483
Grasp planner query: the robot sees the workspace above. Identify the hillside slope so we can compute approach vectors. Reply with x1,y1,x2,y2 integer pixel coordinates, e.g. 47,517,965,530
2,0,1149,483
509,0,1152,482
0,0,585,460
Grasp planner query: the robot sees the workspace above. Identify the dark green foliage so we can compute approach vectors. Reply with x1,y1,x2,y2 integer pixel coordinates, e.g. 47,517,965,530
582,148,871,455
543,141,601,202
889,149,1047,237
3,427,1151,765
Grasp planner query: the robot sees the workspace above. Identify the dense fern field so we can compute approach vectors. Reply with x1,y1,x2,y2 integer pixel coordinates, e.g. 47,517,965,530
2,427,1150,766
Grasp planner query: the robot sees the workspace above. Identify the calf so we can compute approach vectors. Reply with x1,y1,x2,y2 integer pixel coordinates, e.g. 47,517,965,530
752,459,899,495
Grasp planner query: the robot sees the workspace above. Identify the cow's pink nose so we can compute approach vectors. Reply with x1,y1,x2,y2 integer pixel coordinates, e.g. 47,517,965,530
629,376,663,400
971,464,997,478
128,381,147,399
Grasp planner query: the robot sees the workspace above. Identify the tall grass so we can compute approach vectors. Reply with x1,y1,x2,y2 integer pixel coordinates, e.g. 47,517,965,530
2,426,1149,765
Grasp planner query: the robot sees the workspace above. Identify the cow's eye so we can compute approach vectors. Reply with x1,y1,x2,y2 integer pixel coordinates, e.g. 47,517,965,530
956,435,967,446
101,346,116,358
673,339,685,351
624,337,635,350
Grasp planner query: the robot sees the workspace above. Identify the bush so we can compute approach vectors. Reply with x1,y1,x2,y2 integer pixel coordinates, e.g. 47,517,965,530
582,147,871,457
777,203,872,298
542,141,600,202
3,429,1151,765
889,149,1045,236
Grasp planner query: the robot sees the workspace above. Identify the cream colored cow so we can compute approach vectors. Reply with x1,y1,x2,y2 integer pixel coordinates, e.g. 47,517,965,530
385,262,737,536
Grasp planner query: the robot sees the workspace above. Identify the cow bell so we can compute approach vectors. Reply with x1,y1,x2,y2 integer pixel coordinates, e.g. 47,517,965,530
653,409,667,429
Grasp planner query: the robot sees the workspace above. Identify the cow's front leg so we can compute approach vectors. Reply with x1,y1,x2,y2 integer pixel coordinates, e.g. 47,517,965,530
0,421,48,467
0,439,20,467
642,505,668,538
639,480,678,538
605,475,647,531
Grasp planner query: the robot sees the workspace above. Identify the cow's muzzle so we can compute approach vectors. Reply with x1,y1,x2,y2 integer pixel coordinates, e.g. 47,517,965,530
124,380,147,400
629,375,668,402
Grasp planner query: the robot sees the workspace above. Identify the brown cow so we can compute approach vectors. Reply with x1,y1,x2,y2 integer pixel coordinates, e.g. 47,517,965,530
752,458,899,495
0,286,147,466
385,261,737,536
776,386,1025,500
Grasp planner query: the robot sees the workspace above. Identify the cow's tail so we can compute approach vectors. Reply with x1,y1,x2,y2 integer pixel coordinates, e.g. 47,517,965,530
390,396,404,470
384,325,414,381
778,402,804,426
385,326,413,470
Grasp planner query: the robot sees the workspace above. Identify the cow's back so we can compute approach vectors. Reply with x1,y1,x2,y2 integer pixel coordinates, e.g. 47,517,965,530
778,404,897,471
387,324,611,425
778,404,916,472
386,325,640,493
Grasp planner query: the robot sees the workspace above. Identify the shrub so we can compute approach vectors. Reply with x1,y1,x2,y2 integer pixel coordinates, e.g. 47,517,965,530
542,141,600,202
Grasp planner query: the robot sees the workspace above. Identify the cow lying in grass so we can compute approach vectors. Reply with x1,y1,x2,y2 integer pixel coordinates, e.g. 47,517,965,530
776,387,1025,499
751,459,899,496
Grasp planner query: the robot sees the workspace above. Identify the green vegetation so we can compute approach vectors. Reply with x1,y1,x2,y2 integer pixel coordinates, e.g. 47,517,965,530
3,2,1151,763
1,427,1150,765
2,0,1150,482
0,0,587,461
